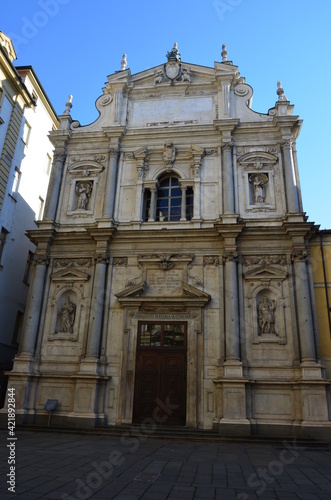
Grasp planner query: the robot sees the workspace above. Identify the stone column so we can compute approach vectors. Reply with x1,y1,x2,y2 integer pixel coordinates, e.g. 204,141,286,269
222,142,235,214
134,182,144,222
192,178,201,220
103,147,120,218
133,147,149,223
222,82,230,117
224,251,240,361
148,186,157,222
191,146,205,221
44,150,66,221
282,140,299,213
292,250,316,362
86,254,108,358
180,185,187,221
19,254,49,356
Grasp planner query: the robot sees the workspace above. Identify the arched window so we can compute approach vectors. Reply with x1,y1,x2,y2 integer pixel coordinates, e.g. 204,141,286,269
143,175,193,222
156,175,193,222
156,175,181,221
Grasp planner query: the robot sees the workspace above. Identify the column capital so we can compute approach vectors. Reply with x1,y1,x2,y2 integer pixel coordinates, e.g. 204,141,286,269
221,141,233,152
291,249,308,264
223,251,238,264
108,147,120,158
281,139,293,150
94,254,109,265
53,149,67,163
34,252,50,267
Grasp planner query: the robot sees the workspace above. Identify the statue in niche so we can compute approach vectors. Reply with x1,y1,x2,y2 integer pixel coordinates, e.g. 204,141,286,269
258,295,276,334
59,296,76,333
253,177,265,203
75,181,93,210
249,173,268,204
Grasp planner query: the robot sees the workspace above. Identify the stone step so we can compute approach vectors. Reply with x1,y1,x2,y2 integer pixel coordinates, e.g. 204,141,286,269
14,424,329,447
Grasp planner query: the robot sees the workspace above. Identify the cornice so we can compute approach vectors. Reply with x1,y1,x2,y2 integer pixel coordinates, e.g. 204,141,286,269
213,118,240,133
16,66,59,126
0,46,34,107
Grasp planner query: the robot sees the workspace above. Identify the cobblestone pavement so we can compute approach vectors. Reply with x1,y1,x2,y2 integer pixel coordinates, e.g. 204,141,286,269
1,430,331,499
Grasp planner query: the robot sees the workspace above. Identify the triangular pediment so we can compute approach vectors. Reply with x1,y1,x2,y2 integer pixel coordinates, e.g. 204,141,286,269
51,266,90,282
0,32,17,62
115,282,146,298
105,60,238,90
182,282,211,299
244,265,287,281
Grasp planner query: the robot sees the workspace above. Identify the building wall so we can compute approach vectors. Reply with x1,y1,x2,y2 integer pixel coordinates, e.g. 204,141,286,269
0,34,58,406
0,73,26,212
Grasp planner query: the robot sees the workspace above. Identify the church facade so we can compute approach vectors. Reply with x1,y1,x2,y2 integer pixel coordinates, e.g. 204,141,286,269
7,44,331,437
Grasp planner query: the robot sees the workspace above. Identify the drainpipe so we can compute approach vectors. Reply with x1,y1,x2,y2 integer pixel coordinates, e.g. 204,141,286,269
319,232,331,336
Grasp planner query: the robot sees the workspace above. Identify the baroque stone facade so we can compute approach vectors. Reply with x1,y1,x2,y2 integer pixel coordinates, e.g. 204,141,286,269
5,44,331,437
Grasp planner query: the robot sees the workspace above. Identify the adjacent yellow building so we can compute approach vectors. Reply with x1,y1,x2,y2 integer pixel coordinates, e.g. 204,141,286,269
310,230,331,380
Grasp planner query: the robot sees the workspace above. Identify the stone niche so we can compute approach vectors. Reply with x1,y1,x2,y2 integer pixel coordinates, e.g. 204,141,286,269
238,150,279,215
64,161,105,219
243,258,288,346
42,264,90,357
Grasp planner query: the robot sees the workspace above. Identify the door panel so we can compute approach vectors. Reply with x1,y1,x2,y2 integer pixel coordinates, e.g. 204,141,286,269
133,322,187,426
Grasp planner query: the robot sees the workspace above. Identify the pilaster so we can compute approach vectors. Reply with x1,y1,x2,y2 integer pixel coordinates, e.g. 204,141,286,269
291,249,317,362
102,127,126,220
43,149,67,221
14,228,55,367
190,145,205,221
102,146,120,219
80,228,114,374
281,139,300,213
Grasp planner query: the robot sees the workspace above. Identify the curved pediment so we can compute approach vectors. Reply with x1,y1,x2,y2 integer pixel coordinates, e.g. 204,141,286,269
67,160,105,176
238,151,278,167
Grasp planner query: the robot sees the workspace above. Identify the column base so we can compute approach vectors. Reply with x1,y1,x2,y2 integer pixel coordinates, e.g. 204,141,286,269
300,361,324,380
219,214,239,224
219,418,251,436
223,360,243,378
78,356,101,375
10,353,35,373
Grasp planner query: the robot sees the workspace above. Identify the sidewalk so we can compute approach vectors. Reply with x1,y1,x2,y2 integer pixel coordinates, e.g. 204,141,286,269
0,429,331,499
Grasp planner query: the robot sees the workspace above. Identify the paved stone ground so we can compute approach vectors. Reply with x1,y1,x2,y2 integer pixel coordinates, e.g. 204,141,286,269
0,430,331,499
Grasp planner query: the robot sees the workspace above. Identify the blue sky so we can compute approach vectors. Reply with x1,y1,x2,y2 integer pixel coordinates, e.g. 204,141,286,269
2,0,331,228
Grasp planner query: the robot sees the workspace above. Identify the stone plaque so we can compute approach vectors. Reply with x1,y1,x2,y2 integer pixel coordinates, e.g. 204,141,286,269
147,269,183,295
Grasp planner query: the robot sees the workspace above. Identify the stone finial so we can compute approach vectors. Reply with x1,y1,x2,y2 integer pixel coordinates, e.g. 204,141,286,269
63,95,73,115
221,44,228,62
276,81,287,101
121,54,127,71
166,42,181,62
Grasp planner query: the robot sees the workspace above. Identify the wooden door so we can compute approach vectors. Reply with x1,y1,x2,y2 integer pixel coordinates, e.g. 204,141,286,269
133,322,187,426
